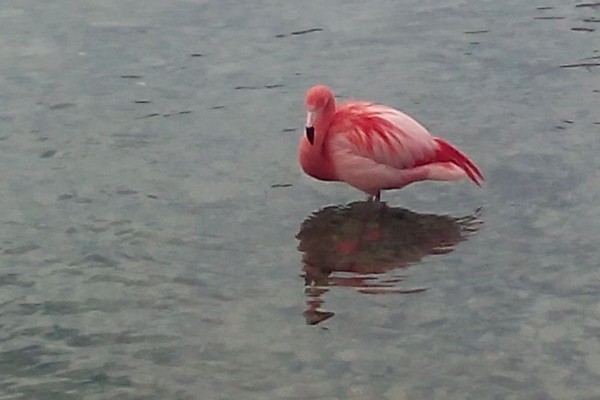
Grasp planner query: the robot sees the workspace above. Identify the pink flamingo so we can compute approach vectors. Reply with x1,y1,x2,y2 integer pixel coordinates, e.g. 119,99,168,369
299,85,484,200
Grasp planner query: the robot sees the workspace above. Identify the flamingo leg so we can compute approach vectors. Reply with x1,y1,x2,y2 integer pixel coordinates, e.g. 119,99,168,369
366,191,381,202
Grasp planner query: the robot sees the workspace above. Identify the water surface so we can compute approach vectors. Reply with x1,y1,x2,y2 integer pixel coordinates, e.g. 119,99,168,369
1,0,599,399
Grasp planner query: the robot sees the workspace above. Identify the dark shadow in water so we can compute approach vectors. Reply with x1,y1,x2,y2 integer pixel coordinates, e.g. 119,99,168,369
296,201,481,325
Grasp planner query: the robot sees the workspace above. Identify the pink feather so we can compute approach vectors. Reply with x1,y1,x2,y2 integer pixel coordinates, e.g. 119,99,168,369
299,85,484,199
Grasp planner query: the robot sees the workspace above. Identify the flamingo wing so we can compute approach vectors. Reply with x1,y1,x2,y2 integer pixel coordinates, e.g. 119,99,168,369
330,102,438,169
327,102,483,194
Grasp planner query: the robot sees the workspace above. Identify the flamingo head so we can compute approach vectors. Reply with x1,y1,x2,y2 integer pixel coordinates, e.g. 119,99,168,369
304,85,334,145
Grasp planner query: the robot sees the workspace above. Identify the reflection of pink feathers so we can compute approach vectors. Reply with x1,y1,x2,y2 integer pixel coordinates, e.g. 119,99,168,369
299,85,484,198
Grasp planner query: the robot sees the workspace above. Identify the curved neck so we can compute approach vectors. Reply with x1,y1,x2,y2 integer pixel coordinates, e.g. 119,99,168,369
312,98,335,149
299,98,337,181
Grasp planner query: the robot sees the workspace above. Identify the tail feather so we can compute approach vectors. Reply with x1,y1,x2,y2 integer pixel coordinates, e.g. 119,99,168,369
434,138,484,187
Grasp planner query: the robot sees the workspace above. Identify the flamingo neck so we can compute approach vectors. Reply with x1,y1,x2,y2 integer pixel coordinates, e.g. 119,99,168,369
313,100,335,148
299,101,336,181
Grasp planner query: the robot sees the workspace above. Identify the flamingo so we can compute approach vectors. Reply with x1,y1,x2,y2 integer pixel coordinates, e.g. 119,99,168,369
299,85,484,200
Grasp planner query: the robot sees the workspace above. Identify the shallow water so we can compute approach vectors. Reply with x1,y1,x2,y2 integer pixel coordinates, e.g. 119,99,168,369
1,0,599,399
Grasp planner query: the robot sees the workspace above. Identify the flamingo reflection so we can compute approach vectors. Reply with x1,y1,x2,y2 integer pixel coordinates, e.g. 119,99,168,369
297,201,481,325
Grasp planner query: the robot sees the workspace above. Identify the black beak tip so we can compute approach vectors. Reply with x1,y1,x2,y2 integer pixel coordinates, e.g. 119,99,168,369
305,127,315,145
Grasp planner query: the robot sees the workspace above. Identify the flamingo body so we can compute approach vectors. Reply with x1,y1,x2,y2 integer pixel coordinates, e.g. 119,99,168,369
299,85,484,198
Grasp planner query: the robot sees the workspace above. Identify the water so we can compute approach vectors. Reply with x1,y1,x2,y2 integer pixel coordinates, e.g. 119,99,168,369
1,0,599,398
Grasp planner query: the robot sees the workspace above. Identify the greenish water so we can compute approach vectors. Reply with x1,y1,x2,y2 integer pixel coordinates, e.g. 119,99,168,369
1,1,599,399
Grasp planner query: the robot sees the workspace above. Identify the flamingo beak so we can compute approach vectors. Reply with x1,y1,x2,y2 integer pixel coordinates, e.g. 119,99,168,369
305,112,316,145
305,127,315,145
